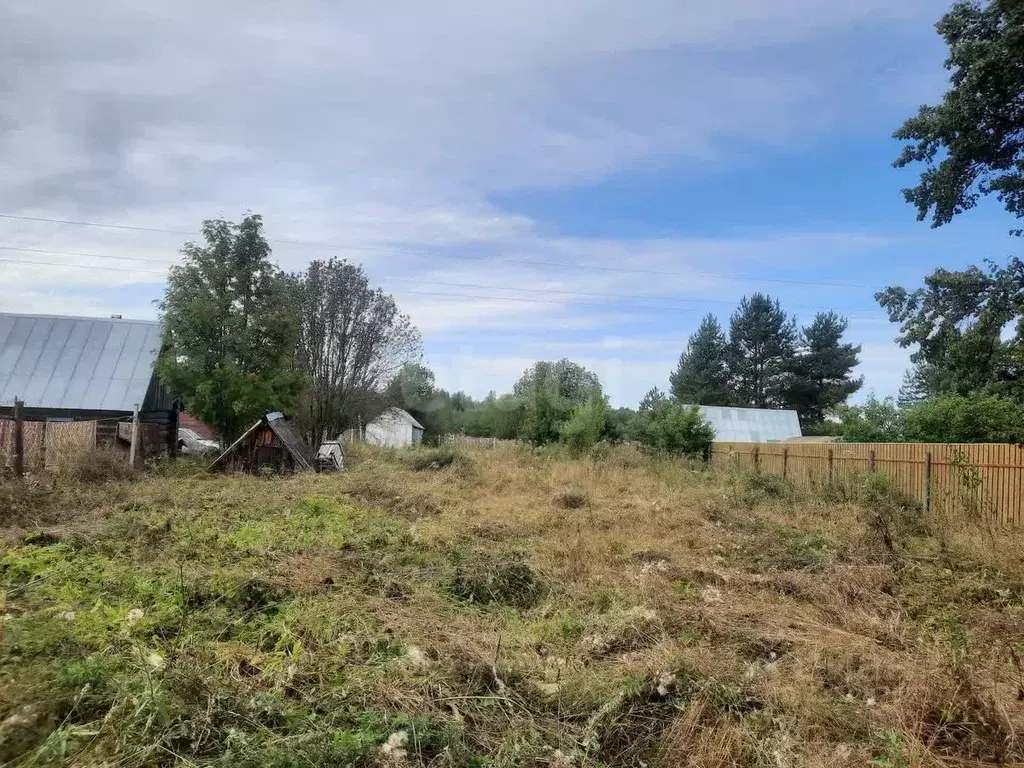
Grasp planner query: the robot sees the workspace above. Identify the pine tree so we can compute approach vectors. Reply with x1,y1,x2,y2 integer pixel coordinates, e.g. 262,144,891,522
728,294,797,408
785,312,863,425
669,313,731,405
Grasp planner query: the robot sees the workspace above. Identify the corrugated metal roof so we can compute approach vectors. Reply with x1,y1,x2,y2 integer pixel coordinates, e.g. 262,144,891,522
0,312,162,412
697,405,801,443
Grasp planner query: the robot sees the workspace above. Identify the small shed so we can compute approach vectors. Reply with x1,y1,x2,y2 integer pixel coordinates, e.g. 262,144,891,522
208,412,314,473
364,407,425,448
315,440,344,471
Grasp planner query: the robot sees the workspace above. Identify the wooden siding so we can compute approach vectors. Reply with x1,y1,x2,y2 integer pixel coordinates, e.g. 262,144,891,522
712,442,1024,526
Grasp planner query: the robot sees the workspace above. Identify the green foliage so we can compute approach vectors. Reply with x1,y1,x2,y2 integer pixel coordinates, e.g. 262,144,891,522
631,400,715,458
893,0,1024,229
515,359,602,445
728,294,798,408
871,729,910,768
670,313,731,405
447,552,547,608
786,312,863,427
158,215,303,443
903,394,1024,443
877,258,1024,401
561,393,608,456
836,395,905,442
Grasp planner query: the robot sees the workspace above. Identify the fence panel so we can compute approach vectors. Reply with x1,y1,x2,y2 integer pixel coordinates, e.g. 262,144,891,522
711,441,1024,527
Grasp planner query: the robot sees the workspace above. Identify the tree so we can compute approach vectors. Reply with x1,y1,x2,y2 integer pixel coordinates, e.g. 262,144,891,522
294,258,421,442
903,393,1024,443
638,386,667,413
561,393,608,456
670,314,731,405
158,215,303,443
728,294,797,408
631,400,715,458
514,360,602,444
785,312,863,426
835,395,905,443
893,0,1024,229
876,258,1024,400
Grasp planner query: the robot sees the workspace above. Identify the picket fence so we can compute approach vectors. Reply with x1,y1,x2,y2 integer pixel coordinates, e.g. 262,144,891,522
711,441,1024,527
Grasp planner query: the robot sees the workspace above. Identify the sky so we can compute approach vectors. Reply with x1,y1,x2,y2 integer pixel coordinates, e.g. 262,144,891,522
1,0,1020,407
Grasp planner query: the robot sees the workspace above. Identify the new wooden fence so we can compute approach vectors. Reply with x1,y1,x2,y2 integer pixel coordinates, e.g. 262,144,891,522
711,442,1024,527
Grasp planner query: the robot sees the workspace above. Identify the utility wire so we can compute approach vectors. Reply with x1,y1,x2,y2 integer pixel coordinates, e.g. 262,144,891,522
0,211,876,289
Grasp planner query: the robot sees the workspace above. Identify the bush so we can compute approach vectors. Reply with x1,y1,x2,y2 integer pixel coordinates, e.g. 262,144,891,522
902,394,1024,443
404,445,466,471
554,488,589,509
745,471,792,499
631,401,714,458
835,395,904,442
561,394,607,456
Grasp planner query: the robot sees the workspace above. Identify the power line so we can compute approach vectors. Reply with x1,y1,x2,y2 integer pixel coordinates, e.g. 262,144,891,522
0,211,876,289
0,247,882,315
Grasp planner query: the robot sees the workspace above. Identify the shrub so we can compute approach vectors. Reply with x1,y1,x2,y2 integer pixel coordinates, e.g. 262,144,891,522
561,394,607,456
745,471,791,499
404,445,465,471
835,395,904,442
903,394,1024,443
631,401,714,458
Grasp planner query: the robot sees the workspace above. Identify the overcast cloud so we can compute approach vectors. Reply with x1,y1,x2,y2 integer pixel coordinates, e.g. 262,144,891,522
0,0,948,404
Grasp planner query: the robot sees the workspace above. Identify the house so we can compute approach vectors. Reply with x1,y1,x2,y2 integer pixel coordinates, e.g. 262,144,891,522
364,407,425,448
208,412,314,473
696,405,801,443
0,312,178,454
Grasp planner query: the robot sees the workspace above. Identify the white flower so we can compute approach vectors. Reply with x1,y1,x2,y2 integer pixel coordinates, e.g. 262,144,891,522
125,608,144,624
59,610,76,621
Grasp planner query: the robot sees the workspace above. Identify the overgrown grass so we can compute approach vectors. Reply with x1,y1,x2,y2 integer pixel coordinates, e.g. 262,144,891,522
2,444,1024,766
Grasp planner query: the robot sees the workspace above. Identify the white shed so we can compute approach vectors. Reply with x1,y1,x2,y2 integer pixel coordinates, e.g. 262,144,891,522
364,408,425,448
696,405,801,443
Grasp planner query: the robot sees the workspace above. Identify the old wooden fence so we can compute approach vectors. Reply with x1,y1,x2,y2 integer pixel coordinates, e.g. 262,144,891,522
0,418,161,474
711,442,1024,527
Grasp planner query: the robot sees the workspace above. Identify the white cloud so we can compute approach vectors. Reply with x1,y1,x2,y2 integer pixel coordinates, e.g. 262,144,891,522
0,0,944,398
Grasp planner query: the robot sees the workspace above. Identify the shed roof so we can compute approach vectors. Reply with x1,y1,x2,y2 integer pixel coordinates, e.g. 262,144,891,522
208,412,314,471
696,405,801,443
0,312,161,412
372,407,424,430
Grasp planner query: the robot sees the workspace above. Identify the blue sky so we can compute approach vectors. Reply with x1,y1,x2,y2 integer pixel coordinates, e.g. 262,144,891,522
1,0,1019,407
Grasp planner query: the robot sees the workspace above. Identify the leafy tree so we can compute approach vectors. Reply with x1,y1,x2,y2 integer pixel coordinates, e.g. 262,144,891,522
561,393,608,456
603,407,636,444
893,0,1024,229
903,394,1024,443
897,363,936,406
876,258,1024,400
294,258,421,442
728,294,797,408
514,360,602,444
158,215,303,442
835,395,905,443
631,400,715,458
457,392,526,439
670,314,731,405
785,312,863,426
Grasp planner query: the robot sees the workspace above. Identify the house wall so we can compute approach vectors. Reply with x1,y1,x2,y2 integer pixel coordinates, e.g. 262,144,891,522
365,419,414,448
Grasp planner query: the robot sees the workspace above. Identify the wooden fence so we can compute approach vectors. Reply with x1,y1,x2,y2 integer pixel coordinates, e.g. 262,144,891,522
0,418,161,474
711,442,1024,526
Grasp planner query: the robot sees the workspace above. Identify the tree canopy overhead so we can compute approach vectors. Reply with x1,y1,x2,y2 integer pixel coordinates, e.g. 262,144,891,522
893,0,1024,229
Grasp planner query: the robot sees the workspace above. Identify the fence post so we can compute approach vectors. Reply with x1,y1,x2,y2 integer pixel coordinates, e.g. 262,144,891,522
869,449,876,473
827,448,834,483
782,447,789,481
13,397,24,479
129,404,140,468
752,445,760,473
924,451,933,514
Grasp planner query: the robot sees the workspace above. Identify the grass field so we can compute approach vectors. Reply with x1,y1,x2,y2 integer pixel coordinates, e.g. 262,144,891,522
3,443,1024,767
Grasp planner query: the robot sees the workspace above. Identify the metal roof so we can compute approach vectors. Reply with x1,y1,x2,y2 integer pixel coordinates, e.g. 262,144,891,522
697,405,801,443
0,312,162,412
373,407,425,430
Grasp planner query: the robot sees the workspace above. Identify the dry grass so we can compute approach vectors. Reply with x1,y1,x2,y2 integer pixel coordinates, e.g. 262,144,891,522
2,443,1024,766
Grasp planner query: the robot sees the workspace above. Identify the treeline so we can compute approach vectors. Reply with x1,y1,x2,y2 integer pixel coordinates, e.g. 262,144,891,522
668,296,862,427
389,359,714,457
